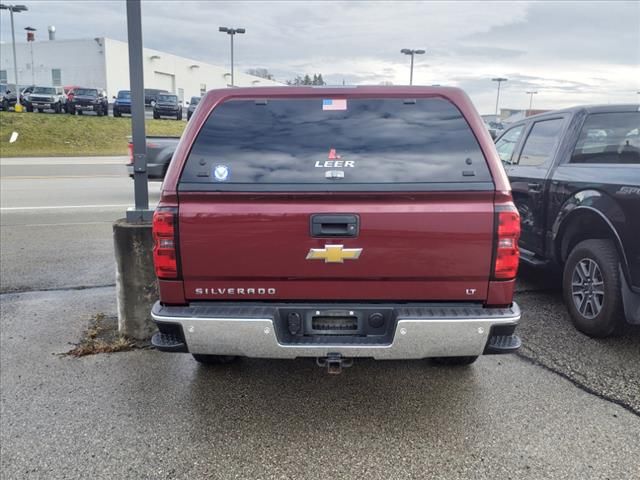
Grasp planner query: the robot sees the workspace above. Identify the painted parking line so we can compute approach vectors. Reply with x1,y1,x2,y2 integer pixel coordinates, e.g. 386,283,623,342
0,204,132,211
1,221,114,227
1,175,124,180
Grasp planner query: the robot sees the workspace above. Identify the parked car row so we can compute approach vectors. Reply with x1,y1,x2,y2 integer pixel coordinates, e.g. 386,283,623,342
2,85,196,120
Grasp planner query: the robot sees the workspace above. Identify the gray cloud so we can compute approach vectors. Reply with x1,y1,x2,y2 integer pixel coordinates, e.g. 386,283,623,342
1,0,638,113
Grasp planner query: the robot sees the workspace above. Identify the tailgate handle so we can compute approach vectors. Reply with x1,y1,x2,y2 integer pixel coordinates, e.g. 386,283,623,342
311,214,359,237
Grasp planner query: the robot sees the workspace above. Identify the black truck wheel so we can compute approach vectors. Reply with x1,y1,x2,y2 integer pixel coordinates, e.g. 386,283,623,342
54,103,61,114
26,105,33,113
77,109,83,115
1,99,8,111
113,107,120,117
192,354,238,365
37,108,44,113
563,239,625,337
432,356,478,366
153,111,160,119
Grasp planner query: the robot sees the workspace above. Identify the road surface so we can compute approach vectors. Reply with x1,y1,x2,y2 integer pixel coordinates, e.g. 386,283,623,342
1,156,638,479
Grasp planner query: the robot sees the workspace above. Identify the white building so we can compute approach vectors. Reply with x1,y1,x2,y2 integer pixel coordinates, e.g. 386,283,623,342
0,37,281,102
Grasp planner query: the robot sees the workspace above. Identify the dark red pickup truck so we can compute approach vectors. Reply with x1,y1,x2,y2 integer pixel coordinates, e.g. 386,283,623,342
150,86,522,372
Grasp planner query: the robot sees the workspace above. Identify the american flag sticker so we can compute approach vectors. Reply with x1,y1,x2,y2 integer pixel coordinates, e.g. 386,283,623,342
322,99,347,111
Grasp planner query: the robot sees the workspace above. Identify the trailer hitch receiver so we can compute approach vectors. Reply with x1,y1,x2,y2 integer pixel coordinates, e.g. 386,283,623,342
316,353,353,374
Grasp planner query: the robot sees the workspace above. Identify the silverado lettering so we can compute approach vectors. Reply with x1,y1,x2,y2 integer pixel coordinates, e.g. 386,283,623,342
194,287,277,295
150,86,523,372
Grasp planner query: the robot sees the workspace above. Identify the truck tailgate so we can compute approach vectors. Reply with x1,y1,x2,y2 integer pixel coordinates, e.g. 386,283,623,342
178,191,494,301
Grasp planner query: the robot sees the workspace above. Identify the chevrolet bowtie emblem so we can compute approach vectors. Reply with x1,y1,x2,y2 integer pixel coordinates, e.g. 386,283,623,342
306,245,363,263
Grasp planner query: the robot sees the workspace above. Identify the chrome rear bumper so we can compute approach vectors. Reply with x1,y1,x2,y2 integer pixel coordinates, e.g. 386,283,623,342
152,302,521,359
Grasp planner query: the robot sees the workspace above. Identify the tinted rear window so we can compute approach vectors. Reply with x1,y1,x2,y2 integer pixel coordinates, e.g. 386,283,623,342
180,97,491,190
571,112,640,164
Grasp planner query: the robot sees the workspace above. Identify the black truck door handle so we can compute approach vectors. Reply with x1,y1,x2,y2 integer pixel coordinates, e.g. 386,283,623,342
528,182,542,192
311,214,359,237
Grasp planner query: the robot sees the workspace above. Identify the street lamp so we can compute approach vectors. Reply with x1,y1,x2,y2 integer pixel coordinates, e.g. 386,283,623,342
25,26,36,84
400,48,425,86
0,6,27,83
219,26,245,87
492,77,508,117
526,90,538,116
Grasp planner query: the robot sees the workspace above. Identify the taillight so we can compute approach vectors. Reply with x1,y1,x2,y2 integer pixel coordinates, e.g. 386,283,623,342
493,205,521,280
153,207,178,279
127,143,133,165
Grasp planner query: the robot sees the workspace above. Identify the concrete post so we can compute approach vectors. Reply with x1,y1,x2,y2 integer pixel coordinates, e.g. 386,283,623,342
113,219,158,340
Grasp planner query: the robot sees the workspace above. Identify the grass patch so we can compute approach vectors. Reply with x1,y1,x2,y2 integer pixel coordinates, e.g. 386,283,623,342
0,111,185,157
66,313,137,357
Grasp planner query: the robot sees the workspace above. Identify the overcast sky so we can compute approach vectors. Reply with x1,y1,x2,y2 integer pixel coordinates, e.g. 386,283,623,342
1,0,638,113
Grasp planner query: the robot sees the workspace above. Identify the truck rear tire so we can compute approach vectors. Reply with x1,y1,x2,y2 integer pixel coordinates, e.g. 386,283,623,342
563,239,625,338
192,354,238,365
431,356,478,366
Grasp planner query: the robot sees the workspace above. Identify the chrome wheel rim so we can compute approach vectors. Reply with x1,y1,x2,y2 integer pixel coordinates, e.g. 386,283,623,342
571,258,604,319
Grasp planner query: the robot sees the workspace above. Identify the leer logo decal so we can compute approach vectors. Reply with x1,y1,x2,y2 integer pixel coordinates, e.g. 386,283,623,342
306,245,363,263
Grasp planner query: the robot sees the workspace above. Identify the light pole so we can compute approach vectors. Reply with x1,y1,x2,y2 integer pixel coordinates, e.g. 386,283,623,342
219,26,245,87
526,90,538,116
400,48,425,86
25,26,36,84
1,3,28,108
492,77,507,118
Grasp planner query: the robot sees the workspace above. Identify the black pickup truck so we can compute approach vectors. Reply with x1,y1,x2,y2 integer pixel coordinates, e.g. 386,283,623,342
496,104,639,337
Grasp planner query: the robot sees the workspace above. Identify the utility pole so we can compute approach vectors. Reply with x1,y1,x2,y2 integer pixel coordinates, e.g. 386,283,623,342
492,77,508,118
400,48,425,85
1,3,28,110
125,0,151,222
219,26,245,87
526,90,538,116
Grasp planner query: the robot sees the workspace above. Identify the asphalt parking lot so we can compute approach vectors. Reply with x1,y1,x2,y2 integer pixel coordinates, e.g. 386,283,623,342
1,156,639,479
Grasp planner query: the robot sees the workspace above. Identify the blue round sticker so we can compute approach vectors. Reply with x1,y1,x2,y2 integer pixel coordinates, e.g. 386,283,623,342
213,164,230,182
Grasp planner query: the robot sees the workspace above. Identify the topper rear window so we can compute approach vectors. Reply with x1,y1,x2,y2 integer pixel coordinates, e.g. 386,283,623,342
179,97,492,191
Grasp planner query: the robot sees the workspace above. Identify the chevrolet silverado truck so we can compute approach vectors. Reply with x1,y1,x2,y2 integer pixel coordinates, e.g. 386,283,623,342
150,86,522,373
496,104,640,337
127,136,179,180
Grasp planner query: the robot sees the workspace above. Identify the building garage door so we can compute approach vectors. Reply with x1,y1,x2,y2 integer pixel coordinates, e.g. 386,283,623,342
154,71,175,93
